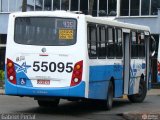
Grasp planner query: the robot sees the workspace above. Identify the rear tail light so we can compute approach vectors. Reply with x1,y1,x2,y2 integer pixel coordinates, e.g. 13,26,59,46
158,61,160,75
7,59,16,84
70,60,83,86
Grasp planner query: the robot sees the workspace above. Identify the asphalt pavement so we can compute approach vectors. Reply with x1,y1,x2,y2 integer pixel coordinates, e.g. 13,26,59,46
0,88,160,120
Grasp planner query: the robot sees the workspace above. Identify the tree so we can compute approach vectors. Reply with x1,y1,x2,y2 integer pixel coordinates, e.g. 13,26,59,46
22,0,27,12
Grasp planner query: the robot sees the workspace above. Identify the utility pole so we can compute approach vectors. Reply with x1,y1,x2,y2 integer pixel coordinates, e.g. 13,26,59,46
22,0,27,12
89,0,94,15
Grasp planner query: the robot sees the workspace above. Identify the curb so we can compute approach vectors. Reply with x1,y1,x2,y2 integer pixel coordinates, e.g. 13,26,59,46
0,93,4,95
147,89,160,96
0,88,4,95
151,83,160,89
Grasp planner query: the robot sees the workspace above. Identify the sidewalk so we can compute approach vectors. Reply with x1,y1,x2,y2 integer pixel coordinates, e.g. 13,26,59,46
147,89,160,95
0,88,4,95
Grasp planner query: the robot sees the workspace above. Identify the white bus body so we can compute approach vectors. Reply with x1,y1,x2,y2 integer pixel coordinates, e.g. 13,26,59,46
5,11,151,109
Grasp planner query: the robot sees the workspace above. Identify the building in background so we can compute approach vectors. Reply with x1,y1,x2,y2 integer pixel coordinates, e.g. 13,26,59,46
116,0,160,85
0,0,160,84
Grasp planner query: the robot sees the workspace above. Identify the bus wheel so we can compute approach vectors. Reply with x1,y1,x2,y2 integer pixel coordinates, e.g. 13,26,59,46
128,79,147,103
37,99,60,107
102,82,113,110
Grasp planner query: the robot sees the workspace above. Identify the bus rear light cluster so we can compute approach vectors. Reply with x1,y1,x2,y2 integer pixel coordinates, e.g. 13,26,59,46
7,59,16,84
158,61,160,75
70,60,83,86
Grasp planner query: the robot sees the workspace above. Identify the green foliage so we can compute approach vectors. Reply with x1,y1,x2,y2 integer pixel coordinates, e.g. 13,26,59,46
0,70,4,88
0,70,4,81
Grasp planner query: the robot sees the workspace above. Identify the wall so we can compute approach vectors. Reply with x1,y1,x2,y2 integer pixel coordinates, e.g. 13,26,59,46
116,9,160,34
0,13,9,34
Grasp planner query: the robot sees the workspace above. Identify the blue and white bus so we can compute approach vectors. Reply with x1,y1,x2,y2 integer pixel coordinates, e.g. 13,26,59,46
5,11,154,110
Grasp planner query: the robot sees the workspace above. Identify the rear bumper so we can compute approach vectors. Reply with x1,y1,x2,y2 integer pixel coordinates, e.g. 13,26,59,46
5,80,85,98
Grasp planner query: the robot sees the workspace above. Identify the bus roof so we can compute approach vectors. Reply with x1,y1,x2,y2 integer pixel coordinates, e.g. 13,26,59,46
85,16,150,32
10,10,150,32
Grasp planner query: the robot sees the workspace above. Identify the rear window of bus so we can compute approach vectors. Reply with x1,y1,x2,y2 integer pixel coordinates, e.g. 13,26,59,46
14,17,77,46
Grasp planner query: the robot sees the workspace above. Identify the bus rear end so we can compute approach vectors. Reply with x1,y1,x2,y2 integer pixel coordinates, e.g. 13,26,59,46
5,12,87,101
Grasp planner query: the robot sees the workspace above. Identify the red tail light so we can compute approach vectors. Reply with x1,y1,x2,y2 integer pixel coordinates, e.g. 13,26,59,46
70,60,83,86
7,59,16,84
158,61,160,75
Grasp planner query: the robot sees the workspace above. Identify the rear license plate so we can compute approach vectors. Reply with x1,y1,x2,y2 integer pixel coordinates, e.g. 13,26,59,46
37,80,50,85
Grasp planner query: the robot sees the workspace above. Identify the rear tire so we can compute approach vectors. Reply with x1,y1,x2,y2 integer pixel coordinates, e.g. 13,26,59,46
102,82,113,110
128,78,147,103
37,98,60,107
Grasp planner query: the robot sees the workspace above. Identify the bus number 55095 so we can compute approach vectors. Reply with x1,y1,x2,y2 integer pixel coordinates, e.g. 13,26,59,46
33,61,73,73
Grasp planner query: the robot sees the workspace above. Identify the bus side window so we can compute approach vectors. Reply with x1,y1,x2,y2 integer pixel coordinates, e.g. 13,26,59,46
107,27,115,58
98,25,107,59
115,28,122,58
138,33,145,58
131,31,138,58
87,24,97,59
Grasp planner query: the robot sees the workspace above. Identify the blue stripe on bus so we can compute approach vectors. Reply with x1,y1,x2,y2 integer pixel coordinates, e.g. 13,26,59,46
5,80,18,95
5,79,85,97
89,65,123,81
88,65,123,99
16,72,33,87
